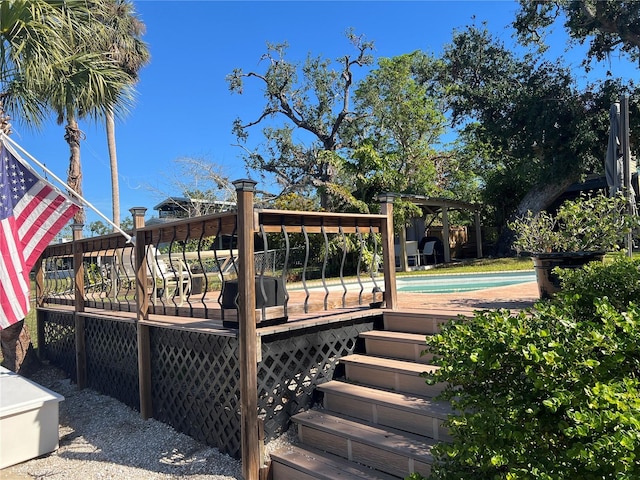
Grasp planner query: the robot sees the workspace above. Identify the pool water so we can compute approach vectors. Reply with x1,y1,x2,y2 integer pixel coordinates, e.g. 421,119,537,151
396,271,536,294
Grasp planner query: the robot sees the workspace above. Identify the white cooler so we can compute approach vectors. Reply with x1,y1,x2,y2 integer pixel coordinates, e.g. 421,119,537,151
0,366,64,468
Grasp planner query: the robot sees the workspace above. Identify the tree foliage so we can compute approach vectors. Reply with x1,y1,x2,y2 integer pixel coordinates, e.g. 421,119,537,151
515,1,640,66
2,1,138,224
227,36,463,225
155,156,237,215
0,0,90,130
94,0,150,227
440,25,638,246
350,53,446,201
227,30,374,209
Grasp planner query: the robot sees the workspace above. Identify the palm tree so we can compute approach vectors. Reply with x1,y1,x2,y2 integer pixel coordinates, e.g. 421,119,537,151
97,0,150,228
39,6,134,224
0,0,93,372
0,0,83,133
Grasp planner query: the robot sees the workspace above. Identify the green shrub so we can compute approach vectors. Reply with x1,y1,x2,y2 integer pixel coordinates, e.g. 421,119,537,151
425,257,640,479
509,193,638,254
555,257,640,319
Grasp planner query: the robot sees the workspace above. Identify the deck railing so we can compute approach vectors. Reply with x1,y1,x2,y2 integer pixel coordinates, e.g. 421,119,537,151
37,187,397,322
36,181,397,480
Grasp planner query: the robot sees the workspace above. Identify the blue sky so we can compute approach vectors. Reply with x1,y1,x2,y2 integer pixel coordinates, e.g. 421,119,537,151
9,1,638,226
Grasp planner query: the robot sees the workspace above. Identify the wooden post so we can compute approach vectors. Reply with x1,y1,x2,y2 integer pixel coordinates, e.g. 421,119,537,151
398,227,408,272
474,210,483,259
72,223,86,389
233,179,260,480
130,207,153,419
34,254,45,360
442,207,451,263
379,194,397,310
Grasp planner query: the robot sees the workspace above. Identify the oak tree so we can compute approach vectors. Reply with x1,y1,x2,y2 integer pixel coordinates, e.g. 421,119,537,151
227,30,373,210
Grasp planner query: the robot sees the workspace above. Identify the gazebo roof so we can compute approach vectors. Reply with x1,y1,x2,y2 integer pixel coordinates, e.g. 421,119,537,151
386,193,481,215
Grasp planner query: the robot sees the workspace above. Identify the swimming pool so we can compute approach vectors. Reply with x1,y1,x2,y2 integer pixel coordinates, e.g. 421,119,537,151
396,271,536,294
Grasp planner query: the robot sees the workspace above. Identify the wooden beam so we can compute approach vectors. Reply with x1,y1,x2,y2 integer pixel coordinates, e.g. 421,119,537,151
34,259,45,360
442,207,451,263
474,211,483,258
259,225,380,234
131,208,153,420
380,196,397,310
72,224,86,389
234,179,261,480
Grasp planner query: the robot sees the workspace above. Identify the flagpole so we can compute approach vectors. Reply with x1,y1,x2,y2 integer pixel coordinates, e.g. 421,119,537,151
1,133,134,244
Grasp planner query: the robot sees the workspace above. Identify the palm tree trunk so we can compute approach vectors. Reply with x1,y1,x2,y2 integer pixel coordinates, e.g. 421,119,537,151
65,116,85,224
0,95,12,135
106,108,120,228
0,320,39,375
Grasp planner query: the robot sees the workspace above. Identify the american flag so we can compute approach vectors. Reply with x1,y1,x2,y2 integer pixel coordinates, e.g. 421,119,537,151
0,141,80,329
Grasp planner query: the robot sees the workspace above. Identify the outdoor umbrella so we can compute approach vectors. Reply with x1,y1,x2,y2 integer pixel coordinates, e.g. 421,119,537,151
606,101,638,255
605,102,624,197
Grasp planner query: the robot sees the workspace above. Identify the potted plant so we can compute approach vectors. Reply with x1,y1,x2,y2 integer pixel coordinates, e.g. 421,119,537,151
509,192,639,298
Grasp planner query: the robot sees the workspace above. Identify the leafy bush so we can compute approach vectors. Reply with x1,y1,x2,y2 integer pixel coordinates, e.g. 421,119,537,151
555,256,640,318
509,193,638,254
425,257,640,479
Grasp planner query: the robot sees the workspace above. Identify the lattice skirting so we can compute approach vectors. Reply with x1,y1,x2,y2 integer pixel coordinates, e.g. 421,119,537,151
259,319,379,442
38,310,381,459
40,310,76,382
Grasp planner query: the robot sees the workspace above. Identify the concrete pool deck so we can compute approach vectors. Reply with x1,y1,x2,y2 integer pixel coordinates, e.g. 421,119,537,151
280,273,540,321
395,279,540,317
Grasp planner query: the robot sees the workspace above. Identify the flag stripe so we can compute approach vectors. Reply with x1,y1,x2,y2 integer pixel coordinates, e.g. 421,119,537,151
17,184,74,265
0,218,30,328
15,182,54,226
17,183,58,251
25,200,77,267
0,142,80,329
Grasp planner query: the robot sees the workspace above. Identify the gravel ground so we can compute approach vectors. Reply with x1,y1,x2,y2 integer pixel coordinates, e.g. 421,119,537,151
1,364,292,480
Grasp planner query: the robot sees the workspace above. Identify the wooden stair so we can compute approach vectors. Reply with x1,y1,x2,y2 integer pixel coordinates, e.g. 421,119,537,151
359,330,435,363
339,354,444,397
270,309,466,479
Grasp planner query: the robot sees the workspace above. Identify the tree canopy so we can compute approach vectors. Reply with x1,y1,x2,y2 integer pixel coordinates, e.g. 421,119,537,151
1,0,139,224
227,33,462,222
350,52,447,199
515,1,640,65
223,7,640,254
440,24,638,252
227,31,374,209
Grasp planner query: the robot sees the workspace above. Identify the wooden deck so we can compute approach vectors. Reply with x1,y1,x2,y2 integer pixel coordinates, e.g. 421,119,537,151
45,278,539,337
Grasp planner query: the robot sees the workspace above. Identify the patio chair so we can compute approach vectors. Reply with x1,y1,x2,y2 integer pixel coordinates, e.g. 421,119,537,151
422,241,438,265
151,256,192,305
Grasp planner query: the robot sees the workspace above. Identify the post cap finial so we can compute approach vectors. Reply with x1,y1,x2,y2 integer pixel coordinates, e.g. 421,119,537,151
233,179,258,192
377,192,396,203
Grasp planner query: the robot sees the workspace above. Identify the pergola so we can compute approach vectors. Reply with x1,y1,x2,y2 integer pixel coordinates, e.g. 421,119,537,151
386,193,483,270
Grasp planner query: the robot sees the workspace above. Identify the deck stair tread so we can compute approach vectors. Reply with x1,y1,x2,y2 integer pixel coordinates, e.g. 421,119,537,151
293,409,436,462
360,330,436,363
271,309,459,479
318,380,452,419
336,354,446,403
340,354,439,375
382,310,464,334
360,330,430,343
387,308,474,320
270,444,399,480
